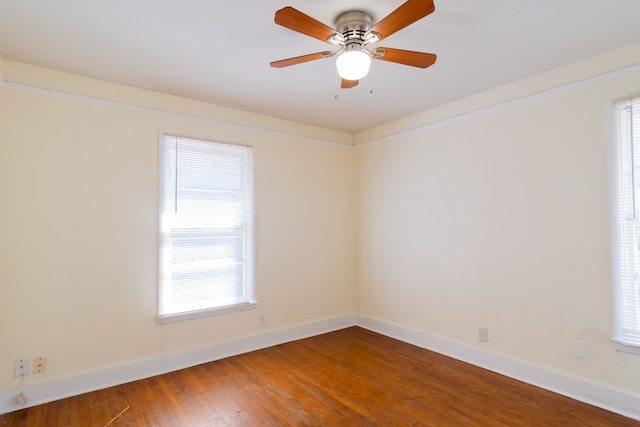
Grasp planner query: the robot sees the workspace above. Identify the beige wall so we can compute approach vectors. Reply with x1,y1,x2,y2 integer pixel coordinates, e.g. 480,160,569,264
2,40,640,402
355,44,640,396
0,61,357,391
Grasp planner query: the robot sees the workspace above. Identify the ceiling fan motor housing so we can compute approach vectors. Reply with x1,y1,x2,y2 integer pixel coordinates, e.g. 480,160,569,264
336,10,373,33
335,10,374,51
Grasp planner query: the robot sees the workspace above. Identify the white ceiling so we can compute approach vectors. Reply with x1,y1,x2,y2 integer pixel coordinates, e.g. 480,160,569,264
1,1,640,133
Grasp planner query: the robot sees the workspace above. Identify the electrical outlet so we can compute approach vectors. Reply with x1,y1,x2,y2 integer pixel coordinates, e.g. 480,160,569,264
14,359,30,377
33,356,47,373
259,314,267,326
479,327,489,343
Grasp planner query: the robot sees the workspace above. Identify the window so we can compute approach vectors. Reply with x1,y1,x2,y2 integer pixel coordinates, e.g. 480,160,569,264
613,98,640,354
158,134,255,323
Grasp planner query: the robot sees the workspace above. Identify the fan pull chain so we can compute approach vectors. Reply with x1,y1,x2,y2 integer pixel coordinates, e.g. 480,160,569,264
334,68,340,99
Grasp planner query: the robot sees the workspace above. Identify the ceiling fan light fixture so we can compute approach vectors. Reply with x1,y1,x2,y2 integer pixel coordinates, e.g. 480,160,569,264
271,2,437,88
336,49,371,80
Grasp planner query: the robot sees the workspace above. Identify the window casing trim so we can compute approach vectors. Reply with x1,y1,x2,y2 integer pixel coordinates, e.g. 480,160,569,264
156,301,257,325
611,98,640,354
157,133,256,323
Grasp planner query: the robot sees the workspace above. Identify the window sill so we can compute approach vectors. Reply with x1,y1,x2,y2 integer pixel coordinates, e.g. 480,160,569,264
157,301,258,325
612,339,640,355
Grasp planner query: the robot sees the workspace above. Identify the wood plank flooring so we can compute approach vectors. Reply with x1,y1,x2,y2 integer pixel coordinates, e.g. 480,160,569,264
1,327,638,426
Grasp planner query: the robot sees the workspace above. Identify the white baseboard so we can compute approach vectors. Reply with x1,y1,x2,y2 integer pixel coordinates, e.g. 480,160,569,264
3,313,639,421
0,314,357,415
356,314,640,421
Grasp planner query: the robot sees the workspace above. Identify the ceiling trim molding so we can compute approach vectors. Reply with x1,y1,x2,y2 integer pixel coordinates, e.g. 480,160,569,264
355,61,640,149
355,41,640,146
2,80,356,150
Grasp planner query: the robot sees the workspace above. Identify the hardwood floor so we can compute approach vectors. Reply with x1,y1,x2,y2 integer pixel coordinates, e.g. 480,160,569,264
2,327,638,426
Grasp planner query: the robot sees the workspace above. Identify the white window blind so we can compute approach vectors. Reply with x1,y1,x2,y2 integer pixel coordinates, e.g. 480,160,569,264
613,97,640,351
158,134,255,323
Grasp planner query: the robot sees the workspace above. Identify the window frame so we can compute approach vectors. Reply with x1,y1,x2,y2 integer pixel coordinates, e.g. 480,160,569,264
611,97,640,355
157,133,256,324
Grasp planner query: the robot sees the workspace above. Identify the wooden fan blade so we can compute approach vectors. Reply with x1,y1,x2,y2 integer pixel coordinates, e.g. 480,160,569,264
270,51,335,68
372,48,437,68
341,79,359,89
366,0,435,40
275,6,339,44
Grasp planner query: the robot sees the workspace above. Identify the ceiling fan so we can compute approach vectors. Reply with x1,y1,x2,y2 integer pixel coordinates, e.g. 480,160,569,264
270,0,437,89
